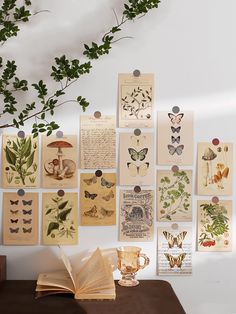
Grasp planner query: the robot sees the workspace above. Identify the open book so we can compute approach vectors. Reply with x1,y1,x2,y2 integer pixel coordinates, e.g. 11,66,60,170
35,247,116,300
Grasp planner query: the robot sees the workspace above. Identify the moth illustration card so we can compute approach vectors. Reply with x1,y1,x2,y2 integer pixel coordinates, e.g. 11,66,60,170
42,193,78,245
2,134,39,188
80,173,116,226
157,111,194,165
118,73,154,128
119,133,154,185
42,135,78,188
80,115,116,169
3,192,38,245
197,143,233,195
119,190,154,241
157,226,192,275
157,170,192,222
197,200,232,251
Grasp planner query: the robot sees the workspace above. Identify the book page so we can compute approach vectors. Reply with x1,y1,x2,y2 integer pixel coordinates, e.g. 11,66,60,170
80,115,116,169
59,247,77,290
36,270,75,293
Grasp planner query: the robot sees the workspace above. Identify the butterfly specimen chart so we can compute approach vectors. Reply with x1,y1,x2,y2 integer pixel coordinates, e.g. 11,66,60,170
119,190,154,241
197,200,232,251
118,73,154,128
119,133,154,185
3,192,38,245
157,111,194,165
197,142,233,195
2,134,39,188
80,115,116,169
157,170,192,222
80,173,116,226
42,193,78,245
157,226,192,275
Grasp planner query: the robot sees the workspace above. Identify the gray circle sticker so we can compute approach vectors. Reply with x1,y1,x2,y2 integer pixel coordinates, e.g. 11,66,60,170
56,131,64,138
94,111,101,119
133,69,141,77
57,190,65,197
134,129,141,136
17,189,25,197
17,131,25,138
95,170,103,177
172,106,180,114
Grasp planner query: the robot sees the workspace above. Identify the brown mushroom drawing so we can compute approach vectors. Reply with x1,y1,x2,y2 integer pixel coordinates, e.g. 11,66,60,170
202,147,217,186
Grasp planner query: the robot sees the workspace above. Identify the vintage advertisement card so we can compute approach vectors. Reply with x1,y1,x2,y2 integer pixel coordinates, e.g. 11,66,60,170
119,190,154,241
157,226,192,276
2,134,39,188
3,192,38,245
42,135,78,188
80,115,116,169
197,200,232,251
157,111,194,165
119,133,154,185
157,170,192,222
80,173,116,226
42,193,78,245
197,143,233,195
118,73,154,128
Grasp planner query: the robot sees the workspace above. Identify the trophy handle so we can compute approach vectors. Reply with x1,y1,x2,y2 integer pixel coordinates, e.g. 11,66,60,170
139,253,150,270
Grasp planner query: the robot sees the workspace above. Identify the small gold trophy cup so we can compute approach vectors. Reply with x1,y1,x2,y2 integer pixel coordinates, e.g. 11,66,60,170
117,246,149,287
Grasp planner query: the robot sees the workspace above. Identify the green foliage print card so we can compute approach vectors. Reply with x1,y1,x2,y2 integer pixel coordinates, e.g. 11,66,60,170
157,170,192,222
2,134,39,188
197,200,232,252
42,192,78,245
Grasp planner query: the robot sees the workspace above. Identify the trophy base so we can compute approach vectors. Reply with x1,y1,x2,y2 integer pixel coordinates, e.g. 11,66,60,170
118,277,139,287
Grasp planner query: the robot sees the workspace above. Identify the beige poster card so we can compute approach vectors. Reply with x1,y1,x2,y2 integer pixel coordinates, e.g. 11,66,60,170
197,142,233,195
119,133,154,185
157,226,192,276
119,190,154,241
157,111,194,165
118,73,154,128
42,192,78,245
197,200,232,251
3,192,38,245
42,135,78,188
80,173,116,226
80,115,116,169
2,134,39,188
157,170,192,222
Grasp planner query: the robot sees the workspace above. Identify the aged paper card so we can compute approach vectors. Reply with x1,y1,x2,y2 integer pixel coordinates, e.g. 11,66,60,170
80,173,116,226
118,73,154,128
80,115,116,169
157,111,194,165
3,192,38,245
119,190,154,241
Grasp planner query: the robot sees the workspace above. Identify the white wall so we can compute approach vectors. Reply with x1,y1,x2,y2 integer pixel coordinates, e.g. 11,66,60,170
1,1,236,313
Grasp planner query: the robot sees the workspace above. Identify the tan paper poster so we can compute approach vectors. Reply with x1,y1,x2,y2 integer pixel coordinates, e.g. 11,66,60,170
80,173,116,226
119,190,154,241
157,111,194,165
42,135,78,188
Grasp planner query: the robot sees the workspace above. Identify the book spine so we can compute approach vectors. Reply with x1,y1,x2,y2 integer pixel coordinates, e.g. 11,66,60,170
0,256,6,282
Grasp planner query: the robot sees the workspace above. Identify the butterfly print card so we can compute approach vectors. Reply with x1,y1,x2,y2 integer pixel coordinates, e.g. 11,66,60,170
119,133,154,185
42,192,78,245
2,134,39,188
157,111,194,165
157,170,192,222
197,200,232,251
119,190,154,241
80,173,116,226
157,226,192,275
197,142,233,195
3,192,38,245
42,135,78,188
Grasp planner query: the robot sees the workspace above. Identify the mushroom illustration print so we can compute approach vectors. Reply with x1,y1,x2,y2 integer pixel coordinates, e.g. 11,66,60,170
202,147,217,186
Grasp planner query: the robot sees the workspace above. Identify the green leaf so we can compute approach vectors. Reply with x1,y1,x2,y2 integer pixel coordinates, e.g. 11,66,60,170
47,222,59,236
58,208,72,222
46,208,53,215
58,200,68,210
5,146,16,165
26,151,34,169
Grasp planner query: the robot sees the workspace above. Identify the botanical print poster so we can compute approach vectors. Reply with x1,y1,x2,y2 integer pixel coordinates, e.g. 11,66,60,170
80,173,116,226
157,226,192,275
119,190,154,241
157,170,192,222
157,111,194,165
80,115,116,169
2,134,39,188
42,135,78,188
119,133,154,185
3,192,38,245
197,143,233,195
197,200,232,251
42,193,78,245
118,73,154,128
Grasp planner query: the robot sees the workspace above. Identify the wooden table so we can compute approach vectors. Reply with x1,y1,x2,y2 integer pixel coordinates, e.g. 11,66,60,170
0,280,186,314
